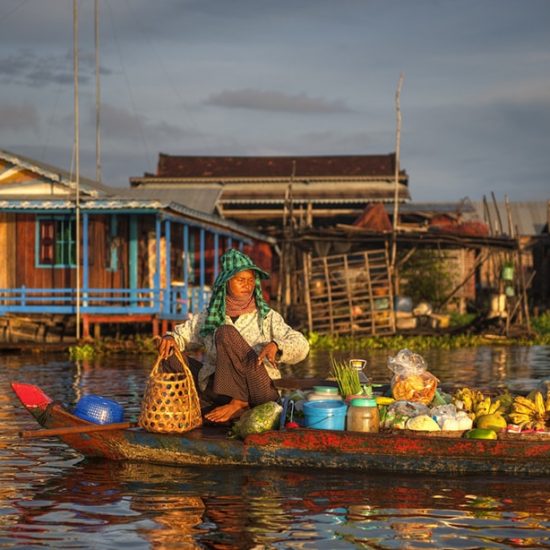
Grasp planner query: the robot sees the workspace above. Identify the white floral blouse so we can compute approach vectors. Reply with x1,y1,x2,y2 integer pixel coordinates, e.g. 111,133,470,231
168,309,310,390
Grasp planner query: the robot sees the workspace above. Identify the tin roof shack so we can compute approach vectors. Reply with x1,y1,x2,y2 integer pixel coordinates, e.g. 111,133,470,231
130,152,410,235
472,199,550,321
0,150,273,342
287,200,520,337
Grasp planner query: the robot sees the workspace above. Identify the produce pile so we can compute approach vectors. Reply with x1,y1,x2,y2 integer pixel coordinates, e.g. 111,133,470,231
453,386,550,433
379,350,550,439
235,349,550,441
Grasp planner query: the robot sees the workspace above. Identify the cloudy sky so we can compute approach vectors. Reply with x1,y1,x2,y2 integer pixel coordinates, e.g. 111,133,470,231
1,0,549,202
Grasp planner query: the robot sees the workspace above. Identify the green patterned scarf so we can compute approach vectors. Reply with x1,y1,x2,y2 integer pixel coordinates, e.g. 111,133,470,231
199,249,270,337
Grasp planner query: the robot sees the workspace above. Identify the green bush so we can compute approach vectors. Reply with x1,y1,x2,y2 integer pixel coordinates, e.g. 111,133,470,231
68,343,96,360
307,330,550,351
68,336,159,359
399,250,453,307
532,311,550,335
449,311,476,328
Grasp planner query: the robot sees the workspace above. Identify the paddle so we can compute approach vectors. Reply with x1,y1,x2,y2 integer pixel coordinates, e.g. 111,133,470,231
19,421,136,439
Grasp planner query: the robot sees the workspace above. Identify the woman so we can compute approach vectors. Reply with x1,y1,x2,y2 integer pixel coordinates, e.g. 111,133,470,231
159,248,310,423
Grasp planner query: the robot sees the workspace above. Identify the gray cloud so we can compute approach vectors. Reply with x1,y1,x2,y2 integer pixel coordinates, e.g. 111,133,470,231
0,49,111,88
401,89,550,201
0,51,77,87
205,89,353,114
88,103,195,143
0,102,40,131
2,0,549,203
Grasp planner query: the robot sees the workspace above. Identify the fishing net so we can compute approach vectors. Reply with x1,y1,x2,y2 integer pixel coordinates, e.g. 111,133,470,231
138,348,202,433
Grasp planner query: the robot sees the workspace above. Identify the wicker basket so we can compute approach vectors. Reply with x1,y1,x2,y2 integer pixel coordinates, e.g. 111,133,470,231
138,348,203,433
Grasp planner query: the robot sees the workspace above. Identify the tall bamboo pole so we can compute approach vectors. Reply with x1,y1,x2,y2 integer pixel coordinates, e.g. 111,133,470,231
390,73,404,296
284,161,296,312
95,0,101,183
73,0,81,339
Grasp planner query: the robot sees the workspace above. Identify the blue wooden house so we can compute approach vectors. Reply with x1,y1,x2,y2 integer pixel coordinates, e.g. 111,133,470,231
0,150,274,340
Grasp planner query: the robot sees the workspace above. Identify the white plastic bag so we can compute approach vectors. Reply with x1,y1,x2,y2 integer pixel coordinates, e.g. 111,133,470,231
383,400,430,429
387,349,439,405
431,403,472,431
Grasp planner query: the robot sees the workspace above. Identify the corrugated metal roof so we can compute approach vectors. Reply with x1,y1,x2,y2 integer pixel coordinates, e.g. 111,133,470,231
472,200,549,236
220,197,408,205
385,199,476,215
0,148,114,198
0,149,222,215
0,149,271,242
0,198,273,243
120,186,221,214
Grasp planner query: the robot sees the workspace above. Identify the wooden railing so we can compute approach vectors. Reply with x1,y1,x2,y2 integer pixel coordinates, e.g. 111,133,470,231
0,285,212,320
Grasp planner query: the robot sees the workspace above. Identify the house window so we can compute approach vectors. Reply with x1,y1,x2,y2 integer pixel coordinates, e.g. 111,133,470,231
37,216,76,267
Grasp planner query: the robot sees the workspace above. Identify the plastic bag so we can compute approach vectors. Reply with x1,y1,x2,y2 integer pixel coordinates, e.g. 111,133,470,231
430,404,473,431
406,415,440,431
387,349,439,405
382,400,430,429
230,401,283,439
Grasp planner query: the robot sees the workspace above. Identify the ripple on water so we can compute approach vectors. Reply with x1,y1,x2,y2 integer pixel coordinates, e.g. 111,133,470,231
1,350,550,548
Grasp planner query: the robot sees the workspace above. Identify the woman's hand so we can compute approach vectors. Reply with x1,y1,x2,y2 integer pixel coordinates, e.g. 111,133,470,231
158,335,176,359
257,341,279,368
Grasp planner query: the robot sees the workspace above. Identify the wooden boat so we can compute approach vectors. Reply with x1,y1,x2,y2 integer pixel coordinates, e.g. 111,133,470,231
11,382,550,475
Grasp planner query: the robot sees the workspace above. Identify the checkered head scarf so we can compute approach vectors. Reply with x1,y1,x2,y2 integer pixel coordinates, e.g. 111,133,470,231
199,248,270,337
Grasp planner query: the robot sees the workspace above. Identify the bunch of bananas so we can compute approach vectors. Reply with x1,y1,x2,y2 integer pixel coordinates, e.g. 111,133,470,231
473,396,502,419
453,387,484,414
508,392,549,430
452,387,503,420
493,390,514,414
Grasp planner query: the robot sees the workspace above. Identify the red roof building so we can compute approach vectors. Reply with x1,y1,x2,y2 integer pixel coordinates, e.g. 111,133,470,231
130,153,410,231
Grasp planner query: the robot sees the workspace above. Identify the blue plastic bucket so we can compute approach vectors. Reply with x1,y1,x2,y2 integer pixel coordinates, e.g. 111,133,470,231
74,395,124,425
303,400,347,431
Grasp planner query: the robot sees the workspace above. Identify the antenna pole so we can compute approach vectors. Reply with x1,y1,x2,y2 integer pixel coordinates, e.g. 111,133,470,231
73,0,81,339
390,73,404,294
95,0,101,183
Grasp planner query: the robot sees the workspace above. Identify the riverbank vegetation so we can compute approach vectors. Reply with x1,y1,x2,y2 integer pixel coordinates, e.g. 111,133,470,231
68,335,159,360
307,330,550,352
309,311,550,351
68,312,550,359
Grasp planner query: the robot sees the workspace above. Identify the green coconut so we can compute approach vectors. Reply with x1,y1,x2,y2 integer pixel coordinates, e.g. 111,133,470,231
475,413,507,431
465,428,498,440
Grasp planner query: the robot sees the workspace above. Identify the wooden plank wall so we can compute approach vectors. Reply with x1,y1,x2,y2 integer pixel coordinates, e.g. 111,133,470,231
13,213,131,291
0,213,16,289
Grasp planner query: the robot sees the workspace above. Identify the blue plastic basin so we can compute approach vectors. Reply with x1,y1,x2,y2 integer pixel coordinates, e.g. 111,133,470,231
74,395,124,425
303,400,347,431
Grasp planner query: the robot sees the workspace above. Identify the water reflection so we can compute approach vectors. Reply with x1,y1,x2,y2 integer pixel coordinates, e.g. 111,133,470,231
1,347,550,548
7,460,550,549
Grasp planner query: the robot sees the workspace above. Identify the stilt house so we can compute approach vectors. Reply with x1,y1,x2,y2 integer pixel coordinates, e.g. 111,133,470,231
0,150,273,341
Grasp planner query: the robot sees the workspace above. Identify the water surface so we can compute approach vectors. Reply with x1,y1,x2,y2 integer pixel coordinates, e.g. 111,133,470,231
1,347,549,549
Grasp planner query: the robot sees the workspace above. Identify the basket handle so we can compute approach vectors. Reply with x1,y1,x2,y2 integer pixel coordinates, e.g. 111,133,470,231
150,346,195,385
173,346,191,371
149,353,164,377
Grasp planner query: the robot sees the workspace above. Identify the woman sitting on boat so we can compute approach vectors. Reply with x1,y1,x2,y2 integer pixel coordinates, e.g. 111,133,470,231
159,248,310,423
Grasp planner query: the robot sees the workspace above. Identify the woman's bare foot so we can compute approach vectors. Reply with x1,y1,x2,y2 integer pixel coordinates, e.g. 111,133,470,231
205,399,248,423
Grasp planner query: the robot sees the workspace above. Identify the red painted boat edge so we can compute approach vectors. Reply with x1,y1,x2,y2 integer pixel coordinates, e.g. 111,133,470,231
10,382,550,475
11,382,53,409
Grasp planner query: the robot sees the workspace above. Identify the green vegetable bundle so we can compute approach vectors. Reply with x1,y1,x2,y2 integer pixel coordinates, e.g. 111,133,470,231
330,358,362,397
230,401,282,439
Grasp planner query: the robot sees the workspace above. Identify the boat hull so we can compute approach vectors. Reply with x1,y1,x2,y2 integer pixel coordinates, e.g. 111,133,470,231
12,382,550,475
